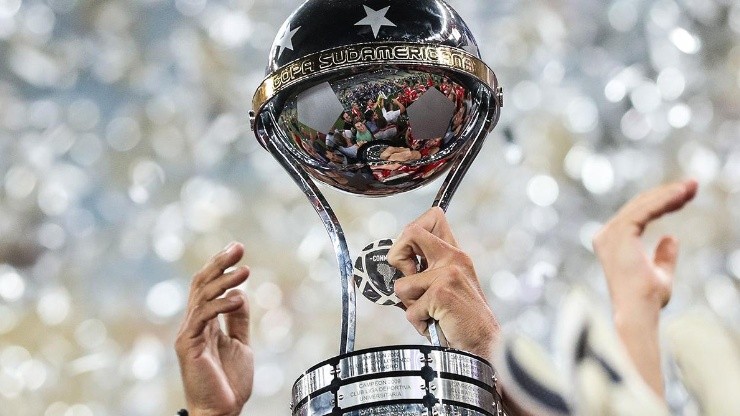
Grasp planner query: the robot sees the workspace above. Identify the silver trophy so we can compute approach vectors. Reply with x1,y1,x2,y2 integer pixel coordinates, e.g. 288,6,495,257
251,1,504,414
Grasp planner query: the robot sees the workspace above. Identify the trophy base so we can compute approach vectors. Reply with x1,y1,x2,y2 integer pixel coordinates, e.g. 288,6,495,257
291,345,503,416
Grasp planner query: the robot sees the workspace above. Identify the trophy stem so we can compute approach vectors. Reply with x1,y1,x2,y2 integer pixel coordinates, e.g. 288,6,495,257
427,91,498,347
261,125,357,355
433,92,497,211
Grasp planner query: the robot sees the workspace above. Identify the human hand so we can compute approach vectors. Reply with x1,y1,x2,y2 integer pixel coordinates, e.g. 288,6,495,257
593,179,698,314
175,243,254,416
592,179,698,396
387,207,499,359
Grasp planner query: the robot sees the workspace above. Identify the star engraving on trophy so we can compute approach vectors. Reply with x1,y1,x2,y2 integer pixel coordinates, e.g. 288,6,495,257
354,5,396,38
276,25,301,59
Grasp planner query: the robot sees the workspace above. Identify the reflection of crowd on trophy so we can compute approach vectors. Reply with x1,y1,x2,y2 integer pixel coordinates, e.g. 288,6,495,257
279,73,473,188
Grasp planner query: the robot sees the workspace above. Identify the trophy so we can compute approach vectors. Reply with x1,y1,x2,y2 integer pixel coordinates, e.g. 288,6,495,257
251,1,504,414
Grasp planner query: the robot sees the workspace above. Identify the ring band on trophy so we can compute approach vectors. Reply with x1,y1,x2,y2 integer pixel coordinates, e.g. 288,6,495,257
252,42,499,115
290,346,505,416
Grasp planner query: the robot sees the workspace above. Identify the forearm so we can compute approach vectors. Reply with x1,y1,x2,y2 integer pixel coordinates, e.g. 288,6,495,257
613,303,664,398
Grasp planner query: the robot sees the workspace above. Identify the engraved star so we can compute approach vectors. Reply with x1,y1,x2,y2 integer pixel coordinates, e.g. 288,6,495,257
276,25,301,59
354,5,396,38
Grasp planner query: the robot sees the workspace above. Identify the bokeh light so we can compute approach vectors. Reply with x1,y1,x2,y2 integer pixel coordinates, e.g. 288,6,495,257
0,0,738,415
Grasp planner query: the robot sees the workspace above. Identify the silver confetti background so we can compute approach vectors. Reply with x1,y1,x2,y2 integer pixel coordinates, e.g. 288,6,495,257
0,0,738,415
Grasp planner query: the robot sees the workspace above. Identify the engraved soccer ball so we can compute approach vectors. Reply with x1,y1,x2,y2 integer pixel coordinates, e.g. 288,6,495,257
353,239,405,306
252,0,502,197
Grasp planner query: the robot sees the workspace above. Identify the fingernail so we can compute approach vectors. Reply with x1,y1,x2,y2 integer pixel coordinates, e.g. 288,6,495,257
224,242,237,253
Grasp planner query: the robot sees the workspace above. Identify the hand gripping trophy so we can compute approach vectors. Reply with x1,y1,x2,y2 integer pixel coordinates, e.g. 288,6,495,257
251,1,504,414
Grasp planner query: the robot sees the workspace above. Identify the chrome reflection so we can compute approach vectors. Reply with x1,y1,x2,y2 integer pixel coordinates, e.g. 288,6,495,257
276,70,477,196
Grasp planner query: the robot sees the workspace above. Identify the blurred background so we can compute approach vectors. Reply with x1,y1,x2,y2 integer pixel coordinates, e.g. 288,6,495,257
0,0,738,414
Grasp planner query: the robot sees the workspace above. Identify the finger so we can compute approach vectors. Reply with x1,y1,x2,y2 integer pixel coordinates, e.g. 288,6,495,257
388,224,458,276
616,179,698,235
394,267,445,305
654,235,679,276
619,180,695,225
192,242,244,288
224,290,250,344
406,304,432,336
388,242,421,277
182,296,244,340
387,239,421,277
401,270,462,338
194,265,250,303
412,207,458,246
387,208,457,276
684,178,699,200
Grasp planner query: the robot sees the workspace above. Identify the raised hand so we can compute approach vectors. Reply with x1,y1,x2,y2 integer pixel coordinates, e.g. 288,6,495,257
175,243,254,416
387,207,499,359
592,179,698,397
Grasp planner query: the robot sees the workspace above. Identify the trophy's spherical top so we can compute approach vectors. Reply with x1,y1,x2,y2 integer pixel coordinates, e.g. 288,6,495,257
253,0,502,197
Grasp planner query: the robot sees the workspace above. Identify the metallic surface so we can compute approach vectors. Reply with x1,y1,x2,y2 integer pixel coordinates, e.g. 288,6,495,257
257,113,357,355
431,378,496,414
252,0,502,357
338,347,426,378
337,375,427,409
253,0,502,197
252,42,498,113
290,345,504,416
264,0,483,71
259,68,497,196
428,350,496,388
1,0,737,414
292,363,336,410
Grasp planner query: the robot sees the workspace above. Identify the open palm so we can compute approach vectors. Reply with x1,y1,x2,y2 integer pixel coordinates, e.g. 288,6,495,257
176,243,254,416
594,180,698,311
592,179,698,397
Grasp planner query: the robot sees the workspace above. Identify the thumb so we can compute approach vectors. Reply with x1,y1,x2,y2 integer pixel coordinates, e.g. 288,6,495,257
654,235,679,276
224,290,250,344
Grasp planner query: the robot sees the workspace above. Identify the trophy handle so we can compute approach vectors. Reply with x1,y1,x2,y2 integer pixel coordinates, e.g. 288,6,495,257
428,88,500,346
257,112,357,355
252,86,500,354
433,89,499,211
